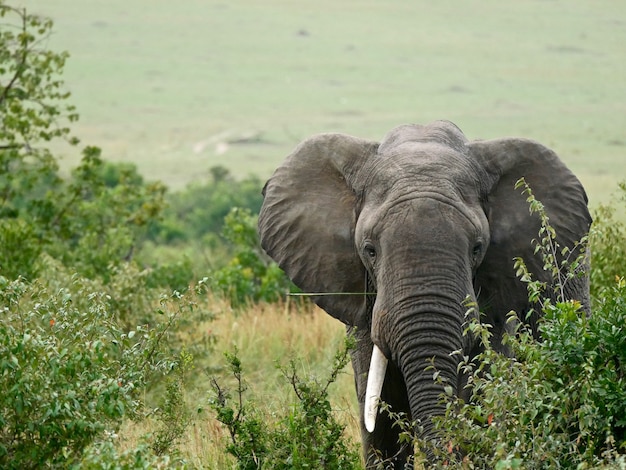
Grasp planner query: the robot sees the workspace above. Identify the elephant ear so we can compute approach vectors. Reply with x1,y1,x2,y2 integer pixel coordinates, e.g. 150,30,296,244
469,138,592,325
258,133,379,326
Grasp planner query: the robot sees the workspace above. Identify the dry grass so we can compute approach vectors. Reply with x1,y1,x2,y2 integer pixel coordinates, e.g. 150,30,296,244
117,295,362,467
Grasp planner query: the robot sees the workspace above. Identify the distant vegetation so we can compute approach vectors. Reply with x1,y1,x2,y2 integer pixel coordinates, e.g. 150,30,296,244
1,4,625,469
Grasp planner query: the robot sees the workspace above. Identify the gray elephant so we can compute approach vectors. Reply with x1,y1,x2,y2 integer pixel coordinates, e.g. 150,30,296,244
258,121,591,467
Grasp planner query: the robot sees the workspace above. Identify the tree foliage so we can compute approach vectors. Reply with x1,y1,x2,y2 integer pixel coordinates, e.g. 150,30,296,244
0,4,168,283
1,3,77,215
149,166,264,245
209,207,294,307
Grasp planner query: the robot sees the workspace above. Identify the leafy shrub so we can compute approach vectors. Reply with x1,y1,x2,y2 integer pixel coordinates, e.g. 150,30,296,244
590,182,626,299
144,257,195,294
0,5,208,468
0,143,167,284
427,279,626,469
0,275,184,468
150,348,194,457
0,218,41,280
0,266,214,469
42,147,166,282
150,166,264,245
210,207,294,308
75,434,182,470
210,336,361,469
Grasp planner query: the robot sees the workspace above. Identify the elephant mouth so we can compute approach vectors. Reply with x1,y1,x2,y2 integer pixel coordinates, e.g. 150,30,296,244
364,344,388,432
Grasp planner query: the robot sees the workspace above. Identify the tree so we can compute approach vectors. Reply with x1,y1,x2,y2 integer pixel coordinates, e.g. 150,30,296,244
1,3,78,216
0,3,166,282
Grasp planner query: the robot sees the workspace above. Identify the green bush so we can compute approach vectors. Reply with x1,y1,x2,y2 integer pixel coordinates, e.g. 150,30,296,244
427,280,626,469
75,435,182,470
210,336,361,469
137,166,268,282
0,265,213,469
0,143,167,284
0,5,210,468
0,276,184,468
41,147,166,283
144,257,195,294
210,207,294,308
0,218,41,280
150,166,264,245
150,348,194,457
590,182,626,299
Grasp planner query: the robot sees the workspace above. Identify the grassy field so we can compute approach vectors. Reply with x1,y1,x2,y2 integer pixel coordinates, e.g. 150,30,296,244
117,297,359,467
20,0,626,205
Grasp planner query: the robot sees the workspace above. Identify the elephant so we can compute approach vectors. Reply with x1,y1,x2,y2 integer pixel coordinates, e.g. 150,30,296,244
257,121,591,467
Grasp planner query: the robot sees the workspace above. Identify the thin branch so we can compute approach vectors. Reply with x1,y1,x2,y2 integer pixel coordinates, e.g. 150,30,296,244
0,144,23,150
0,7,29,107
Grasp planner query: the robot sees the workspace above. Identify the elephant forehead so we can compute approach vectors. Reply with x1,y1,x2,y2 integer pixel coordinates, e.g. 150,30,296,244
364,144,484,193
391,194,476,225
362,166,485,213
362,192,486,241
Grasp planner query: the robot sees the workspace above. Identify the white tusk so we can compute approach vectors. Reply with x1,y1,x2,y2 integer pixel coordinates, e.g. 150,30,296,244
364,344,388,433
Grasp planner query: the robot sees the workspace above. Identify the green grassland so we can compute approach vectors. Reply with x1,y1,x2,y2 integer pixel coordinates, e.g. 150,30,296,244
21,0,626,204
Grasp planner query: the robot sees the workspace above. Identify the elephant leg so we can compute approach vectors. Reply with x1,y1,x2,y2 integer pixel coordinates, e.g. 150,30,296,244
348,326,413,469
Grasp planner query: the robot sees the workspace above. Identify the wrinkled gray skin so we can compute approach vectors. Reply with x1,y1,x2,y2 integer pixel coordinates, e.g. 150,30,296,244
258,121,591,468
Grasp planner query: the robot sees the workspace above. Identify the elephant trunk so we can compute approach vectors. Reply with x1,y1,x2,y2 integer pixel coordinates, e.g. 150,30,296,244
376,288,466,455
400,331,459,443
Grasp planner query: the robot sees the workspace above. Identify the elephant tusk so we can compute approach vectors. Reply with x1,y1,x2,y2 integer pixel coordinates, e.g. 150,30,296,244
364,344,388,433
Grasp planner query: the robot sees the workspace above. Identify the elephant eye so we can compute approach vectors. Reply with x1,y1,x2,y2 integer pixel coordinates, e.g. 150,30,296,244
472,241,484,260
363,244,377,261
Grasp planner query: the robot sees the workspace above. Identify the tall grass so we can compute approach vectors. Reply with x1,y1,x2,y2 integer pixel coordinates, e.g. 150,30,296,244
117,296,360,468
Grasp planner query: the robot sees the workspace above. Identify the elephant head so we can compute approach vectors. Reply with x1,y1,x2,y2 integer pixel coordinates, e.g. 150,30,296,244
258,121,591,466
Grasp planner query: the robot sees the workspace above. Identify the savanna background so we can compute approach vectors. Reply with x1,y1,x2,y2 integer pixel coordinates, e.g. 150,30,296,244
2,1,625,468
